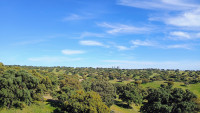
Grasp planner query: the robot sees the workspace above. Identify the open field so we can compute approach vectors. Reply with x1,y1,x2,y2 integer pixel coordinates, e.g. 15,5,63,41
109,79,200,98
111,99,140,113
109,80,200,113
111,104,139,113
0,102,56,113
141,81,200,97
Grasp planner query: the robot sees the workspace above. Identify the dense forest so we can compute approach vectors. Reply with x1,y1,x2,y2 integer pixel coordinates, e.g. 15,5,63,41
0,62,200,113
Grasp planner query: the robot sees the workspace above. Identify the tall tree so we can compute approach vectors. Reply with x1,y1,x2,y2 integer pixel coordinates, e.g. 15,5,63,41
91,80,116,107
116,83,143,106
0,69,39,108
63,90,110,113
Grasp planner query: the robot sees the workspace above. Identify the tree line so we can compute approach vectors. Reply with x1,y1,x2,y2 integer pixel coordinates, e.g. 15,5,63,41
0,62,200,113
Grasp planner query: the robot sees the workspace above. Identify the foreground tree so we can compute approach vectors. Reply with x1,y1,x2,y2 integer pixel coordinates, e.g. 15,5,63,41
141,84,198,113
63,90,110,113
91,80,116,107
55,75,82,102
60,75,82,90
116,83,143,106
0,69,39,108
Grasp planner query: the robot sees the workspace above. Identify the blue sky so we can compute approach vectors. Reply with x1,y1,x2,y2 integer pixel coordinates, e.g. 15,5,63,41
0,0,200,70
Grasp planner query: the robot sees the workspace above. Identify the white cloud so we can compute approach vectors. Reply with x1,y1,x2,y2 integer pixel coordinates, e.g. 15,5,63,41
78,32,104,39
98,22,149,34
167,44,191,49
119,0,200,28
116,46,129,51
131,40,155,47
130,40,193,50
62,49,85,55
28,56,82,62
117,0,199,11
79,40,109,47
197,33,200,37
165,9,200,27
169,31,191,40
169,31,200,40
63,13,93,21
170,31,190,38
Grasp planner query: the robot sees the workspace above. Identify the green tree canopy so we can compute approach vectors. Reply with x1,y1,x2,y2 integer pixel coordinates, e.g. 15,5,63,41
55,75,82,102
0,69,39,108
91,80,116,107
63,90,110,113
116,83,143,106
141,85,198,113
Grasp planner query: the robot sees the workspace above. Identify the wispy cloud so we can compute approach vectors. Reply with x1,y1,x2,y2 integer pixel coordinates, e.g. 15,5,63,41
109,42,131,51
78,32,104,39
63,13,93,21
79,40,109,47
28,56,82,62
169,31,200,40
117,0,199,11
167,44,192,49
118,0,200,28
116,45,129,51
62,49,85,55
130,40,193,50
197,33,200,37
131,40,156,47
165,9,200,27
98,22,150,34
169,31,190,40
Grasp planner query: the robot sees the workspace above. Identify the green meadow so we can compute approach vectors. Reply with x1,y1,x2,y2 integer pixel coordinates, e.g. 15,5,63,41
141,81,200,98
0,102,56,113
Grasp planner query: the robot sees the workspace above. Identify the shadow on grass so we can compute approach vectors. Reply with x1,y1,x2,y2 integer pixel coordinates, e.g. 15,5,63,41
46,99,64,113
180,84,188,87
47,99,62,107
114,100,132,109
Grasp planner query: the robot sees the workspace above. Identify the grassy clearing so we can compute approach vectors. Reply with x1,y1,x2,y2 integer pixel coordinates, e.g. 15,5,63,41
0,101,56,113
111,99,140,113
52,68,66,75
110,80,200,113
141,81,166,88
111,105,139,113
110,79,200,98
179,83,200,98
141,81,200,98
149,73,159,78
109,79,133,84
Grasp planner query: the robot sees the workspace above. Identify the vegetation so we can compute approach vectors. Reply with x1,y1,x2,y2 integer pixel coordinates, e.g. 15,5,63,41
0,69,39,109
141,84,198,113
91,80,116,107
0,101,56,113
63,90,110,113
0,62,199,113
116,83,143,106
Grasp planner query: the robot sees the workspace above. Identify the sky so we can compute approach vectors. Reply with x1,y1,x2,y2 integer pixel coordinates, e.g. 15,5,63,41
0,0,200,70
